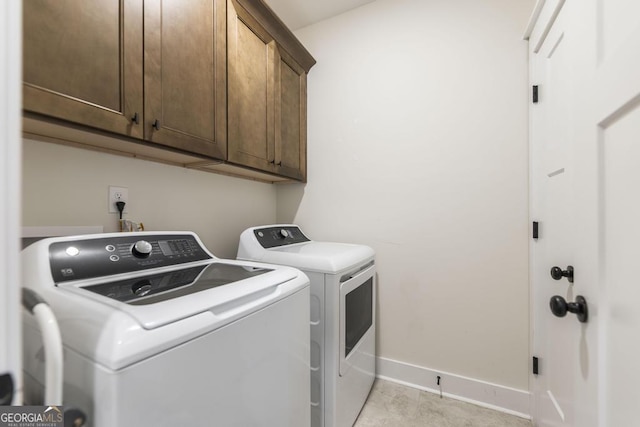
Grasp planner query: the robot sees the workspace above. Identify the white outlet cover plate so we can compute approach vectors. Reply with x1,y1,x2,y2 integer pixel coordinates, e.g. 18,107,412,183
108,186,128,213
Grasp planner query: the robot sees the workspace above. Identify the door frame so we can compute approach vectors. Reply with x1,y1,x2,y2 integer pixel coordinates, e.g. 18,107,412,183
0,0,23,405
525,0,575,424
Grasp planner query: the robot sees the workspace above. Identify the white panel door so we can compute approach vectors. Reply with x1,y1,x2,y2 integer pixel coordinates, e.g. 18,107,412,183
530,0,640,425
0,0,22,406
530,4,577,426
594,0,640,425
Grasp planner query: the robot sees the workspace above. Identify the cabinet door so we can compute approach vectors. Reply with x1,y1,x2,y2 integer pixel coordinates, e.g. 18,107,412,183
275,50,307,181
227,0,277,172
23,0,143,139
144,0,226,159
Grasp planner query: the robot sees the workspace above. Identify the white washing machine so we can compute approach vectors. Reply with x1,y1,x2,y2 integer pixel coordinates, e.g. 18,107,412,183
21,231,310,427
238,225,376,427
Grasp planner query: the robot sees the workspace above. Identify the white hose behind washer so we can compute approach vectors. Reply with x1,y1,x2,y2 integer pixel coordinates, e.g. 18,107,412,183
22,288,63,406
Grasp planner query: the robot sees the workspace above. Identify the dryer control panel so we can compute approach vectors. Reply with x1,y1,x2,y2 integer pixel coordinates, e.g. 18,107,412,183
49,234,212,284
253,226,310,248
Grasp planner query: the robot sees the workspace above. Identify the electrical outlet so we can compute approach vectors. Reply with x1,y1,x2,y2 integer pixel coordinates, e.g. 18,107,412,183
108,186,128,214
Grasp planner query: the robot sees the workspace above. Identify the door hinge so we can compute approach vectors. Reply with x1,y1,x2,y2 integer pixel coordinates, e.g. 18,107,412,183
532,85,539,103
532,221,539,239
532,356,540,375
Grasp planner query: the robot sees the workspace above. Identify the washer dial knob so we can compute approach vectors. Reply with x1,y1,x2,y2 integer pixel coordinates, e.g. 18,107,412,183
279,229,289,238
132,240,153,258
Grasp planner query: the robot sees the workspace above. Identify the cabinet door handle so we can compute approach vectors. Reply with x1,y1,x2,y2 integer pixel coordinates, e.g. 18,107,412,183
152,119,160,130
131,112,139,124
276,161,282,166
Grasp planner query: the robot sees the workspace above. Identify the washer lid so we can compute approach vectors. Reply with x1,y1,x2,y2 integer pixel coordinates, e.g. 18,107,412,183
62,260,300,330
43,260,309,370
243,241,375,274
81,262,269,306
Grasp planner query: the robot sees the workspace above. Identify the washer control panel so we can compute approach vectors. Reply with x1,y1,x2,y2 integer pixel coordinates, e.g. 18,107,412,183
49,234,212,284
253,226,310,249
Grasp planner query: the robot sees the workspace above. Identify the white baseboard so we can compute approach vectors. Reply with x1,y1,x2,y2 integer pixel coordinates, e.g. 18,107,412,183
376,356,531,419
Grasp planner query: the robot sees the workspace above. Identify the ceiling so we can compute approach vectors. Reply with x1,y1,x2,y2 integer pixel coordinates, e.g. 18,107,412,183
263,0,376,30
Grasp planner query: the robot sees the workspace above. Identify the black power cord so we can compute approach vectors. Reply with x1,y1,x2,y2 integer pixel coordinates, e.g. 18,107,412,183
116,201,126,220
116,201,126,231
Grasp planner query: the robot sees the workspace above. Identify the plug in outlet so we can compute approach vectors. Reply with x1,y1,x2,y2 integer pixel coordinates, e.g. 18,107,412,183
108,186,129,213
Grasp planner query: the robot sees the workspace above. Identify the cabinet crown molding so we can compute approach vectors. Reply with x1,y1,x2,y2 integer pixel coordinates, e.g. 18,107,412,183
234,0,316,72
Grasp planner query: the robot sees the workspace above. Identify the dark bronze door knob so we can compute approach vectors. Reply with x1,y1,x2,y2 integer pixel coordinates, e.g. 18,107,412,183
549,295,588,323
550,265,574,283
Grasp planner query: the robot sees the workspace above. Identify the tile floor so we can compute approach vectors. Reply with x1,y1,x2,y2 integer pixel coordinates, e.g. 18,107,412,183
354,379,532,427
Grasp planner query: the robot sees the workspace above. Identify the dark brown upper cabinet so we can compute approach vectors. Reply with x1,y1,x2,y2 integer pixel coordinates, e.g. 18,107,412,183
23,0,145,140
143,0,226,159
227,0,315,181
276,49,308,181
23,0,314,182
24,0,226,160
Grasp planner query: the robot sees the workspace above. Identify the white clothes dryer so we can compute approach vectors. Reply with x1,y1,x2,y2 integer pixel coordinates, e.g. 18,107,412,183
22,231,310,427
238,225,375,427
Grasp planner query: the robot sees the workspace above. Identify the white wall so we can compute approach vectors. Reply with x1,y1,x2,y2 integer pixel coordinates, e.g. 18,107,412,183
22,139,276,258
278,0,533,390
